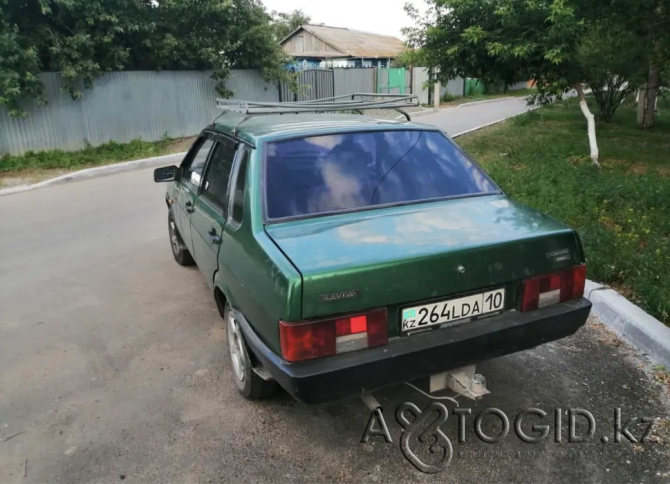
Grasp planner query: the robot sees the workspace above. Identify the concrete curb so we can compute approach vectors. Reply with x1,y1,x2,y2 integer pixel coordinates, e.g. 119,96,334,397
0,151,186,198
585,281,670,367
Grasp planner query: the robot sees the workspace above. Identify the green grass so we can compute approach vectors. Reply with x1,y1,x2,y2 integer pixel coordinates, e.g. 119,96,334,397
0,137,189,175
457,96,670,325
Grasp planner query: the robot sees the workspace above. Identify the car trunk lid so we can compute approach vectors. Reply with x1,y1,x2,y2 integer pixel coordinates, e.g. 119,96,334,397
265,195,582,330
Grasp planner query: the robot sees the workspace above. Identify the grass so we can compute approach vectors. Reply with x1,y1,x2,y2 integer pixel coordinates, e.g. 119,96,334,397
457,96,670,325
441,87,537,107
0,137,194,187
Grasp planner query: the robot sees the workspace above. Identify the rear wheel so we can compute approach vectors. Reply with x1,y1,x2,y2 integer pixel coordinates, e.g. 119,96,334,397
224,302,276,400
168,210,195,266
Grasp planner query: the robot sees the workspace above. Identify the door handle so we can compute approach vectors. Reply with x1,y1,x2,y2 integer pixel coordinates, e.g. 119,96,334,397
185,201,195,214
208,228,222,245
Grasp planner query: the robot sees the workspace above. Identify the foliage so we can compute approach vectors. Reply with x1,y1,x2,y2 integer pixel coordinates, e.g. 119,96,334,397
458,98,670,324
392,48,425,68
271,9,310,41
440,92,457,103
0,0,290,116
576,22,648,121
0,137,185,173
404,0,666,121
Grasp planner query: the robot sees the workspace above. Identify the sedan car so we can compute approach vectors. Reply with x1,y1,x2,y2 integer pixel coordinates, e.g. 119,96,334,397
154,103,591,404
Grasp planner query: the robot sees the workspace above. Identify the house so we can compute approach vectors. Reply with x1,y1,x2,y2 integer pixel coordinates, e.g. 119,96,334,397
280,24,405,69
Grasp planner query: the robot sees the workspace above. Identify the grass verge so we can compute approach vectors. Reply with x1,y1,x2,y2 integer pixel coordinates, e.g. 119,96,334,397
0,137,194,188
457,96,670,325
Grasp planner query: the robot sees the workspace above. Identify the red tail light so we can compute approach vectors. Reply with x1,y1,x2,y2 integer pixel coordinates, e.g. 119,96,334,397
521,264,587,312
280,309,388,362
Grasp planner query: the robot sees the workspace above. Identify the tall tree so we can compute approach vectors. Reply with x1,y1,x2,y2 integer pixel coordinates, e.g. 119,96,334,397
271,9,311,41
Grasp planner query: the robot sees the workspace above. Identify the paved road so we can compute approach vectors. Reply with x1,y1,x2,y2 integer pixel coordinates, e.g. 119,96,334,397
1,101,669,484
416,97,533,136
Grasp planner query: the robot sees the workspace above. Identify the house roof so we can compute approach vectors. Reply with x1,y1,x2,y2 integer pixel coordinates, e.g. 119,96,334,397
280,24,405,59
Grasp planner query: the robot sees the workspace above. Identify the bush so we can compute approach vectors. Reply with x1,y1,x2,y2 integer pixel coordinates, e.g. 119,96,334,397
441,92,458,103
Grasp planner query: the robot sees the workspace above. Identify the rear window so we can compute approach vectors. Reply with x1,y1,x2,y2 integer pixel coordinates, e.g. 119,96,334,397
265,130,498,220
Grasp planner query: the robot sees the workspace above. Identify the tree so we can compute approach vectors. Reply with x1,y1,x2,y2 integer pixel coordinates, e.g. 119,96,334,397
0,0,290,116
576,22,648,122
1,0,149,116
271,9,310,41
632,1,670,128
404,0,602,165
404,0,668,164
392,48,425,68
139,0,290,97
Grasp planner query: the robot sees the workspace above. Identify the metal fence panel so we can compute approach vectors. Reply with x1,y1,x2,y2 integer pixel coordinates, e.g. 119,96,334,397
412,68,430,104
297,69,335,101
2,68,447,156
377,68,408,94
333,68,375,96
441,77,466,98
0,70,278,155
227,70,280,102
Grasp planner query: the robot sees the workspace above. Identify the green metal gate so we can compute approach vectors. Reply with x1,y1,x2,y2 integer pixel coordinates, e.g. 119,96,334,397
377,68,407,94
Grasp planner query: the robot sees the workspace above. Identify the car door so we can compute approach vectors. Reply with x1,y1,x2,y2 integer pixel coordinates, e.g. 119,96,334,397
190,135,239,288
175,136,215,255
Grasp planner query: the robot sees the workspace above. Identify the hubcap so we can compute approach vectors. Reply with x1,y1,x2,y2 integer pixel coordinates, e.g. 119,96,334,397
227,311,246,382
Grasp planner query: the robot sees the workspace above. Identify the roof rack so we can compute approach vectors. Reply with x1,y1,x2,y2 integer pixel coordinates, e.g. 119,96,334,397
214,93,420,134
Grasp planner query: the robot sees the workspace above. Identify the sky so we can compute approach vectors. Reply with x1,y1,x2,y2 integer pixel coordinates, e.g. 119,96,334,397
260,0,427,39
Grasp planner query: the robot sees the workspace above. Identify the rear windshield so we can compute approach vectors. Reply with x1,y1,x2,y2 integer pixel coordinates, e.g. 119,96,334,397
265,130,498,220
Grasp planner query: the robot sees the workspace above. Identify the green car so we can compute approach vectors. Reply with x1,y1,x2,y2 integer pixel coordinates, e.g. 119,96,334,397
154,96,591,404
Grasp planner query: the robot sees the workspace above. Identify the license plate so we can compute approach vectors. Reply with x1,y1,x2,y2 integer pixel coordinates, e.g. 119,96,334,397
401,288,505,333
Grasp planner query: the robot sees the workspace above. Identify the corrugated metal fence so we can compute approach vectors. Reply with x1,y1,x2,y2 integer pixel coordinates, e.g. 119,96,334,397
1,68,470,155
412,68,431,105
441,77,466,98
333,68,375,97
279,69,335,102
0,70,277,155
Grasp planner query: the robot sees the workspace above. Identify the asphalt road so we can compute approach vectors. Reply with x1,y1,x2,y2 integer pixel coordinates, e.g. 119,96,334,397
1,99,669,484
416,97,534,135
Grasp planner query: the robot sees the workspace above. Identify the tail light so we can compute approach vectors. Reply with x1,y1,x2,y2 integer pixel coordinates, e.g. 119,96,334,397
279,309,388,362
520,264,586,312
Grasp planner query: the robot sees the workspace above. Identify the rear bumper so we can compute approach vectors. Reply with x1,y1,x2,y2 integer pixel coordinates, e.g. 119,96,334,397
236,298,591,405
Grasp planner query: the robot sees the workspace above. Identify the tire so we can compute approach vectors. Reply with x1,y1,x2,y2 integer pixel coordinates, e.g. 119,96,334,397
224,302,276,400
168,210,195,266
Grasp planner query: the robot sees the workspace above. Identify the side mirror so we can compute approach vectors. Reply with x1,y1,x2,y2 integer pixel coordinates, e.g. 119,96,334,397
154,165,177,183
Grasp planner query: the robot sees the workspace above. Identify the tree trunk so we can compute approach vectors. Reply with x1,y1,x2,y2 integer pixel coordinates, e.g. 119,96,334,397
574,83,599,166
637,62,660,129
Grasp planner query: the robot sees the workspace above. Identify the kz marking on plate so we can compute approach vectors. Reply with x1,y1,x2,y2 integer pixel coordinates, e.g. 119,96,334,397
401,288,505,334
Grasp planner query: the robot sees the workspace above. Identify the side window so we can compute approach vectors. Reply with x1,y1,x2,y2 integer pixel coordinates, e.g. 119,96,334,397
183,138,214,188
231,149,249,224
201,138,237,212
